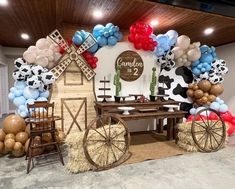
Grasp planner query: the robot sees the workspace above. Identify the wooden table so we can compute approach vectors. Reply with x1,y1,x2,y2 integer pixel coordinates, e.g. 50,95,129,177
95,100,186,140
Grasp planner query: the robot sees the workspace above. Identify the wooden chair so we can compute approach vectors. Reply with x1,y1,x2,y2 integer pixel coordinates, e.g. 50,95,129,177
26,101,64,173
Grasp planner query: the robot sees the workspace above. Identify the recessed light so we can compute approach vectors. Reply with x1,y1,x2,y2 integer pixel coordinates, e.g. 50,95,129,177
93,9,103,19
21,33,30,40
204,28,214,35
150,19,159,27
0,0,8,6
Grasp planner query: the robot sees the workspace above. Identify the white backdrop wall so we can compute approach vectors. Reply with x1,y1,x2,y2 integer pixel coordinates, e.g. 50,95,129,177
95,42,160,132
216,42,235,114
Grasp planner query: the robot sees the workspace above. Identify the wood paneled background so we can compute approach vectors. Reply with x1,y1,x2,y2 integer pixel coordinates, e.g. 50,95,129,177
0,0,235,47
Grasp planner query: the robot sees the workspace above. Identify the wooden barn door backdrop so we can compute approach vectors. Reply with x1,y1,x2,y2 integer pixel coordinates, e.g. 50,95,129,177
49,60,96,135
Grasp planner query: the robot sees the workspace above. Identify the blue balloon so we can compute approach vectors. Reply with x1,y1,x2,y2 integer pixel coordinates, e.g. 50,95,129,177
72,35,83,45
13,89,23,97
97,36,107,47
108,30,114,36
8,92,15,101
13,96,26,107
25,98,35,106
114,26,119,32
80,30,89,39
10,87,17,93
155,47,165,56
39,90,50,98
105,23,113,29
192,67,201,76
23,86,40,100
114,32,123,41
156,35,168,44
36,97,48,101
191,60,199,67
110,26,116,33
210,102,220,111
197,64,202,69
19,110,28,118
93,24,105,38
190,108,196,115
219,104,228,113
88,43,99,54
103,32,109,38
14,81,27,89
201,67,206,73
19,104,26,111
107,36,117,46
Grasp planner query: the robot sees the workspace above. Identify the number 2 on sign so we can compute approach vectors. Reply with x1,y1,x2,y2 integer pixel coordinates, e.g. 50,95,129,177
133,68,138,76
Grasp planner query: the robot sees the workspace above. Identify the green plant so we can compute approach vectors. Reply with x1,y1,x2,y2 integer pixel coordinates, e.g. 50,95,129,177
150,67,157,96
113,67,122,96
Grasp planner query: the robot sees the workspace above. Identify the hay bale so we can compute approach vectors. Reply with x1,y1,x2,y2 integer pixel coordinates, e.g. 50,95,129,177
177,121,227,152
65,124,125,173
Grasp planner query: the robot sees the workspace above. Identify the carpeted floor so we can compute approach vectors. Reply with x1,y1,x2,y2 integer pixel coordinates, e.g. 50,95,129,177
0,145,235,189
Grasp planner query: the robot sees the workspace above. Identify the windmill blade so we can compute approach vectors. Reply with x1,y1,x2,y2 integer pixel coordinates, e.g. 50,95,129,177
48,29,72,54
76,34,97,54
50,54,72,80
76,56,96,81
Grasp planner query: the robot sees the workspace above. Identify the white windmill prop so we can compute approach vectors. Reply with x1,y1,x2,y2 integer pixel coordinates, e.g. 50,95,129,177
48,29,97,81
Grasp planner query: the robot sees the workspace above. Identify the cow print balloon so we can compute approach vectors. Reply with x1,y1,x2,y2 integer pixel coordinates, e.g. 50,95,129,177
31,65,44,75
14,58,27,69
156,50,175,71
26,75,42,89
41,71,55,85
19,65,31,76
12,70,25,81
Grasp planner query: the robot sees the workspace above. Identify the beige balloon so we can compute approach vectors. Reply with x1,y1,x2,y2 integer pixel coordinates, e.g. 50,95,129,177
176,35,190,50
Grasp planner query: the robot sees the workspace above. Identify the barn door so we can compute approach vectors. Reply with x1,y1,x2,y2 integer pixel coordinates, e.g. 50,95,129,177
61,97,87,135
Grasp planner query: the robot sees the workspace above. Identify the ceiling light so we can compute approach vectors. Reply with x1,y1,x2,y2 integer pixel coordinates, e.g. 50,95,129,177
0,0,8,6
93,10,103,19
204,28,214,35
21,33,30,40
150,19,159,27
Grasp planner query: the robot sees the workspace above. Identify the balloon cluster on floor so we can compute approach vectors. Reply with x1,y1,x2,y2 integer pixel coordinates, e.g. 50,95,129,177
8,57,55,117
0,115,65,157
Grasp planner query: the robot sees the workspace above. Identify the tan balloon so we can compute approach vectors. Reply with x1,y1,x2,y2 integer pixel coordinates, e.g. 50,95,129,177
193,84,199,91
25,124,30,136
187,89,194,97
210,84,224,96
5,133,16,140
201,96,208,104
42,133,52,142
196,98,203,106
204,92,209,97
56,131,65,143
0,141,4,153
2,115,26,134
12,142,25,157
194,89,204,99
16,132,29,144
4,138,15,151
208,95,216,102
198,80,211,92
188,83,194,89
0,129,6,141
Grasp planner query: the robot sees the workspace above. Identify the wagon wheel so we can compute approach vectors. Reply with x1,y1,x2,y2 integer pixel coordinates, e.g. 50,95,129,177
83,114,130,170
191,108,226,152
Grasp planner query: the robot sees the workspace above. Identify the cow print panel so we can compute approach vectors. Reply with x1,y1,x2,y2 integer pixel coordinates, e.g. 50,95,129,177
175,66,193,84
173,84,188,98
158,75,174,89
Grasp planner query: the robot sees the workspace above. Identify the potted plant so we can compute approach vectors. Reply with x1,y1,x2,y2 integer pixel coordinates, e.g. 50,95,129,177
149,67,157,101
113,67,122,102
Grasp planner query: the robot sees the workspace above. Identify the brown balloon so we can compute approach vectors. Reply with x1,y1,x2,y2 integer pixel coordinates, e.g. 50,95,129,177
56,131,65,143
193,84,199,90
42,133,52,142
0,141,4,153
25,124,30,136
24,139,30,153
194,89,204,99
188,83,194,89
186,89,194,97
198,80,211,92
5,133,16,140
15,132,28,144
25,136,44,156
4,138,15,151
204,92,209,97
196,98,203,106
12,142,25,157
2,115,26,134
208,95,216,102
201,96,208,104
0,129,6,142
210,84,224,96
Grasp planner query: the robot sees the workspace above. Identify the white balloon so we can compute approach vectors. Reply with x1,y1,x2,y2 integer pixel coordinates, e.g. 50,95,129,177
28,46,38,53
48,56,54,62
47,61,55,69
54,52,61,61
23,50,37,63
35,55,49,67
172,47,184,59
176,35,190,50
36,38,49,50
49,44,60,52
187,48,201,61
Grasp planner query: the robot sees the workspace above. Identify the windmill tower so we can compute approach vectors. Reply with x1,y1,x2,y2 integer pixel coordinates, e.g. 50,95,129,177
48,30,97,135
